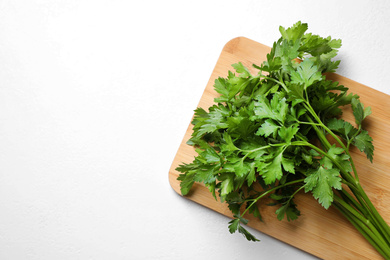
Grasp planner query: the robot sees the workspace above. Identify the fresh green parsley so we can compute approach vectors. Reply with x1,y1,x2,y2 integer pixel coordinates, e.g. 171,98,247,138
177,21,390,258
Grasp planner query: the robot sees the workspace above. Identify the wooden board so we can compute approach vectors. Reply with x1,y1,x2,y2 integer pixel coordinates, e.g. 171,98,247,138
168,37,390,259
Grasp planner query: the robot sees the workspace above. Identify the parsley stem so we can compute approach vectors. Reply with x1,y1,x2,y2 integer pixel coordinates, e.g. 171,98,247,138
258,75,288,92
300,99,382,246
334,195,386,246
340,182,390,246
242,178,305,217
303,101,361,182
287,185,305,202
341,180,386,236
241,142,289,159
321,123,360,182
356,184,390,244
338,188,369,217
333,200,390,259
296,121,322,126
303,102,346,149
304,114,332,150
293,141,352,177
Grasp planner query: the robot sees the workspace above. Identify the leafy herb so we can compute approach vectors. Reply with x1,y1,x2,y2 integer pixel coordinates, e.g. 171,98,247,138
177,21,390,258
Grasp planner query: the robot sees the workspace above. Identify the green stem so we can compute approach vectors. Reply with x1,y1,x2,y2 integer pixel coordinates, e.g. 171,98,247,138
303,101,347,151
356,184,390,245
242,178,305,217
258,75,288,92
338,188,369,217
304,114,331,150
333,201,390,259
288,185,305,202
240,142,287,160
303,101,361,181
297,121,322,126
339,182,390,248
348,154,360,182
334,195,388,249
298,141,353,182
342,181,388,241
252,77,275,98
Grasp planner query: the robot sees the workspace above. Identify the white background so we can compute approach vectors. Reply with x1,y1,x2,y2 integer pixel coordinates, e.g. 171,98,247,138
0,1,389,259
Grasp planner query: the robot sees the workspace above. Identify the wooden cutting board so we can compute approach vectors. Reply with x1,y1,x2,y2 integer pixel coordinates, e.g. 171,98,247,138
168,37,390,259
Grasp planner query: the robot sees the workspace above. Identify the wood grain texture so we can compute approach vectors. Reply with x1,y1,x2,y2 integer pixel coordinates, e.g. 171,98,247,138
169,37,390,259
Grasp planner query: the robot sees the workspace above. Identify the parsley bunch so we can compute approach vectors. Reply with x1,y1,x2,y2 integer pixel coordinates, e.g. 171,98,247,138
177,22,390,258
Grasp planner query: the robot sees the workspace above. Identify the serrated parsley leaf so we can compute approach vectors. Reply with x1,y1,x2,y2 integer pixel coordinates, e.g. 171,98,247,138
353,130,374,162
220,132,239,154
228,215,259,242
252,96,276,120
275,201,300,221
279,21,308,43
262,152,284,185
290,58,323,88
201,147,221,163
256,119,280,138
321,144,352,173
177,170,196,196
219,173,235,197
246,163,257,186
233,159,252,178
300,33,333,56
304,166,342,209
327,118,358,141
351,97,371,126
252,95,288,123
214,77,230,102
227,115,255,139
232,62,252,78
281,156,295,174
228,218,240,233
287,83,305,102
261,148,295,184
193,164,217,184
275,39,300,68
196,104,230,137
278,124,299,144
247,203,263,221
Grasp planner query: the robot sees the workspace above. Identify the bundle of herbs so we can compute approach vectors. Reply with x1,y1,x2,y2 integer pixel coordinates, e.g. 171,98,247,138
176,21,390,258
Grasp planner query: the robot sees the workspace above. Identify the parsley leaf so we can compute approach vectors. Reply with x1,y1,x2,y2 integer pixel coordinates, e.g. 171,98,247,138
290,58,323,88
327,118,358,141
256,119,280,138
304,166,342,209
321,145,352,173
279,21,308,43
232,62,252,78
353,130,374,162
214,77,230,102
228,216,259,242
275,200,301,221
219,172,235,197
351,97,372,126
